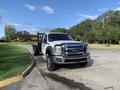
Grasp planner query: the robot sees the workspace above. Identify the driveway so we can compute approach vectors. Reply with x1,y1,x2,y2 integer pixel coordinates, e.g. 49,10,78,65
1,45,120,90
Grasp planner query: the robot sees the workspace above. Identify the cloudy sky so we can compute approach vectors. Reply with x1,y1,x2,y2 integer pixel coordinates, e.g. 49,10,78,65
0,0,120,38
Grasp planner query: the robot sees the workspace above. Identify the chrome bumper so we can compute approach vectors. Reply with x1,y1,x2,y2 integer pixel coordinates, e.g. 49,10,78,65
53,53,90,64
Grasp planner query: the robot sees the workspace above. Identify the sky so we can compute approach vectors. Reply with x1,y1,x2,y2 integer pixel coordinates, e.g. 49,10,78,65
0,0,120,38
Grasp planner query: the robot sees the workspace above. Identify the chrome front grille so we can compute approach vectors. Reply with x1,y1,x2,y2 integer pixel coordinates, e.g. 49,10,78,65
63,44,86,57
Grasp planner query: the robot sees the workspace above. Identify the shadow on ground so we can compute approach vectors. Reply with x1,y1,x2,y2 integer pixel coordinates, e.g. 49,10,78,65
54,59,94,70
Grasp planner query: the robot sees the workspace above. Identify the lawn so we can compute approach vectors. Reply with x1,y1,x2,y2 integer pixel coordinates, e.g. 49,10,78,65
0,44,32,80
89,44,120,50
5,41,35,45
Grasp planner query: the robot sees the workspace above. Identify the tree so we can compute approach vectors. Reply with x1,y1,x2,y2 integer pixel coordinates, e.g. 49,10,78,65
51,28,67,33
50,10,120,44
4,25,16,41
69,19,93,41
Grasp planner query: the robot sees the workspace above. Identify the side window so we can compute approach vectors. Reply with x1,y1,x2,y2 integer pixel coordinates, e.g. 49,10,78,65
43,35,47,44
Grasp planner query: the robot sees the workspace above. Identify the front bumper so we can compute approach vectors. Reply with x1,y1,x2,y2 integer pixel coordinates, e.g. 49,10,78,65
53,53,90,64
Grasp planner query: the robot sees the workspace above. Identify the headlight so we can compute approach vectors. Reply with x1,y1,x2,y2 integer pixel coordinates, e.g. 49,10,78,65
54,46,62,55
86,44,90,53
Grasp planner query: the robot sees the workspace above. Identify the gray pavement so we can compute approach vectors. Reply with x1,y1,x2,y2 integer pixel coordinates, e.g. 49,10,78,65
35,48,120,90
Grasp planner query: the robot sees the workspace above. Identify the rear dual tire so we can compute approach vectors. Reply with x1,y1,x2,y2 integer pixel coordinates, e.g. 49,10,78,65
33,46,39,55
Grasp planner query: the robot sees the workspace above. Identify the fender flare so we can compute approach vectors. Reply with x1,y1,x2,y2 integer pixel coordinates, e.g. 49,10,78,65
45,46,54,58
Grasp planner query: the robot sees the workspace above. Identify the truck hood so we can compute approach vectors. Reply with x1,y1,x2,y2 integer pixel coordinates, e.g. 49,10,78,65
49,40,84,46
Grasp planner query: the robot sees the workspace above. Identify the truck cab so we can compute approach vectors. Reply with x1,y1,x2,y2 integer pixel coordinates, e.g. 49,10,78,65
33,32,90,71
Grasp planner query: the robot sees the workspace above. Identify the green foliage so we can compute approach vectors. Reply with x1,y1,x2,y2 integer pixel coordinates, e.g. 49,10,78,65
4,25,16,41
51,28,67,33
69,19,93,41
51,10,120,44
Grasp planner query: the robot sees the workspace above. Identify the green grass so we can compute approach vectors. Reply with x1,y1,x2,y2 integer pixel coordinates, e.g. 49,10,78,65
0,44,32,80
89,44,120,50
5,41,35,45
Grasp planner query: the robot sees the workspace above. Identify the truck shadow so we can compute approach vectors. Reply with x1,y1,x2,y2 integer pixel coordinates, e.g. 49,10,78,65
56,59,94,70
38,68,93,90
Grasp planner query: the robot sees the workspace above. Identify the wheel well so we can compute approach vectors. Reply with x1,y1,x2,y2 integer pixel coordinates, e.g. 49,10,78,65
46,47,53,55
46,49,51,55
45,47,53,60
45,49,52,60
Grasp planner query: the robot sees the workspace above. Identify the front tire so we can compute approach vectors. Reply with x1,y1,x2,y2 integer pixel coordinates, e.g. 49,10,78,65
46,54,56,71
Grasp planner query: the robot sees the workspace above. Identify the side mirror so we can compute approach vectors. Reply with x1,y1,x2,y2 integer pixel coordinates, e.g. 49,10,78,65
75,39,79,41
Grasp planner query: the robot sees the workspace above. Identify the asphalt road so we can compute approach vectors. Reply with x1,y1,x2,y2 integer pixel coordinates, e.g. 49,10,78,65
1,45,120,90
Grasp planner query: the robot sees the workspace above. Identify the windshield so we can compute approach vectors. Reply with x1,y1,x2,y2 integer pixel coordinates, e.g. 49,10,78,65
48,34,72,42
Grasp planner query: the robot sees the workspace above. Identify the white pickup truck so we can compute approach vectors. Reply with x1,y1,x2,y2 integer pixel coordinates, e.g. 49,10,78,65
33,32,90,71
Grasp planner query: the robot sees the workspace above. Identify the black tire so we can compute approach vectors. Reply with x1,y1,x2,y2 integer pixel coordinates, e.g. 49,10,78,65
78,62,88,67
46,54,56,71
33,46,39,56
